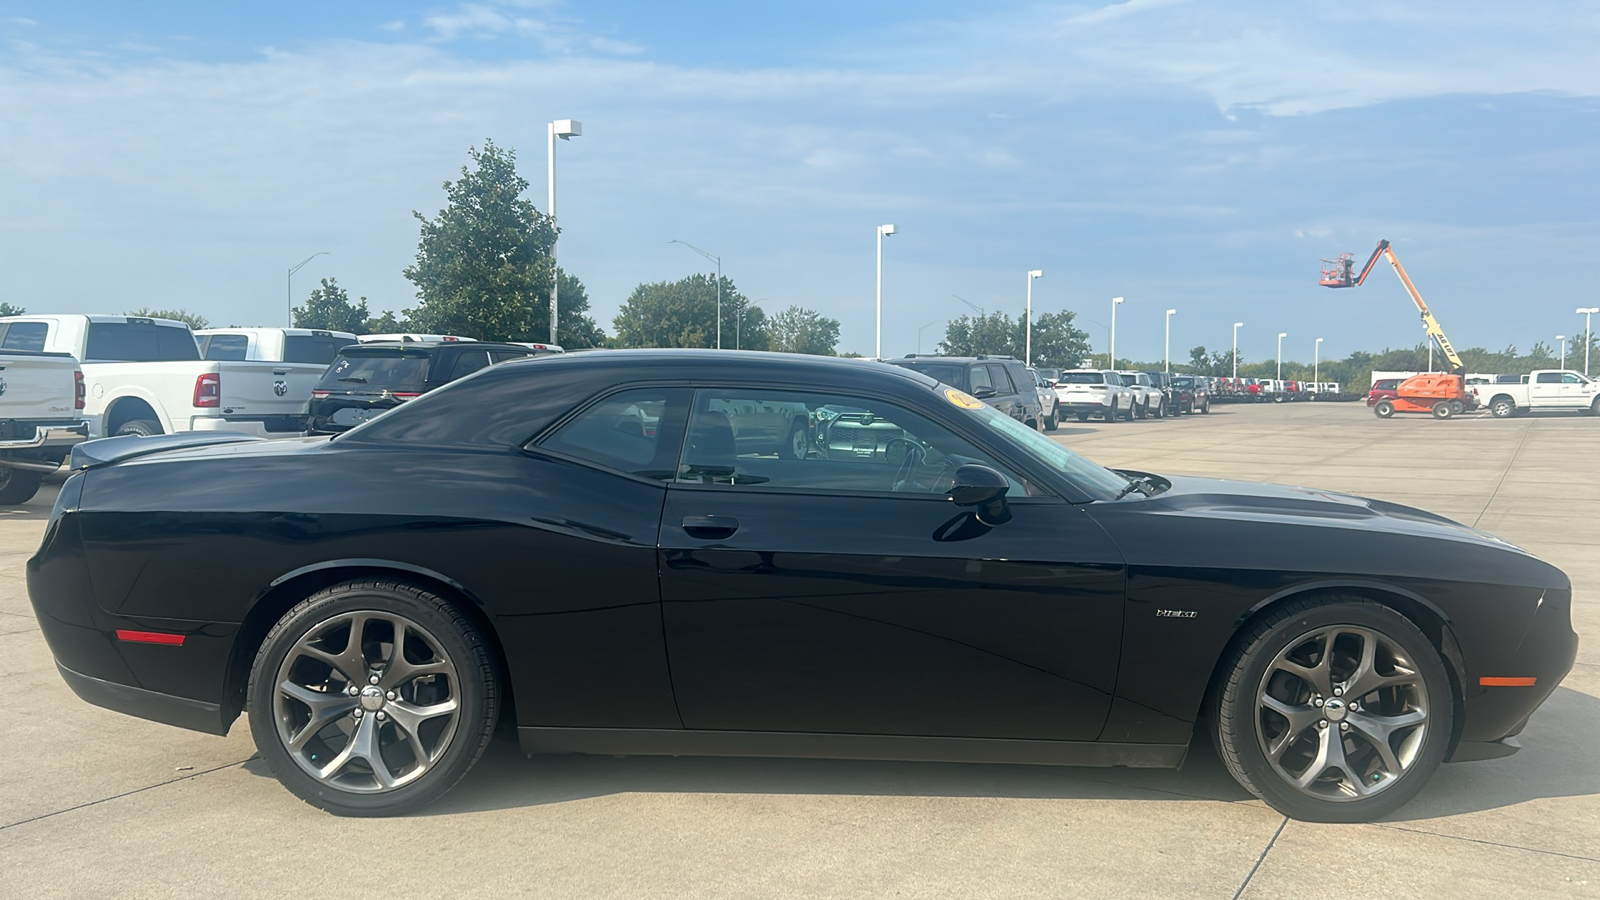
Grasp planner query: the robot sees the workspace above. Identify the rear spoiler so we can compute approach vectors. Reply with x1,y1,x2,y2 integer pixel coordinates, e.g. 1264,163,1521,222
70,432,264,470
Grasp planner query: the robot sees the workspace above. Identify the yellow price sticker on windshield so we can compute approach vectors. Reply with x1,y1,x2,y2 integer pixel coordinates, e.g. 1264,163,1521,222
945,388,985,409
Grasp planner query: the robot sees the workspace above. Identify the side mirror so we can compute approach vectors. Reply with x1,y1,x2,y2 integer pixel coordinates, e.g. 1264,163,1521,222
972,386,997,400
949,464,1012,525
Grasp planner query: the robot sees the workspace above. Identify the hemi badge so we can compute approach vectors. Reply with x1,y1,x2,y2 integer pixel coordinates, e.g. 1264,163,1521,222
1478,677,1536,687
115,630,186,646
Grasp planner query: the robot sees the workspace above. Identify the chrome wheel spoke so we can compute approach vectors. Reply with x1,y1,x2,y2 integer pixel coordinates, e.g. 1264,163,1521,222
278,680,357,750
1294,726,1351,790
1260,694,1320,760
319,711,398,789
300,612,376,684
385,697,459,765
380,622,451,689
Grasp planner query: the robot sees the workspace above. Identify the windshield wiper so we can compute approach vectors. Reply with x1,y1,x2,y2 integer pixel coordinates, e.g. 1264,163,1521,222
1114,476,1155,500
337,376,368,384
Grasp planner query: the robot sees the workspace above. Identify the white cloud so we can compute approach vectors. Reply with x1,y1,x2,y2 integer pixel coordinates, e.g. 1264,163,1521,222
379,20,406,33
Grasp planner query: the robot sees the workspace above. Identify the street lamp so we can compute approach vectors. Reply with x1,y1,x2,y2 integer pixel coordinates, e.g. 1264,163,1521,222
1232,322,1243,380
1556,335,1566,371
952,295,984,316
1024,270,1043,364
1109,297,1124,369
287,252,328,327
669,240,722,349
1578,307,1599,376
1314,337,1324,389
1164,309,1176,373
1277,332,1287,382
917,319,944,356
876,224,897,360
547,118,582,344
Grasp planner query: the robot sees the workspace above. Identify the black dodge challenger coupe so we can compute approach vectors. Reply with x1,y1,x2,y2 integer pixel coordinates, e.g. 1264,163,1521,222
29,350,1576,821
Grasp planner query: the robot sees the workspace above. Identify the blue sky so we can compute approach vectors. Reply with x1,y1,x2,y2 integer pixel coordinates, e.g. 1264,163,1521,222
2,1,1596,363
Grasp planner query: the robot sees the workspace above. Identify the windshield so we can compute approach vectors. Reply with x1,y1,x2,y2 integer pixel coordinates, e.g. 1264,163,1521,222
1059,372,1104,385
956,394,1131,500
318,353,430,391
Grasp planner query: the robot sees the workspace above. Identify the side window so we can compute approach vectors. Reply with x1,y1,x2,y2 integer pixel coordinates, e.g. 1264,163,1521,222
489,350,529,364
969,366,994,393
448,350,492,380
203,334,249,360
535,387,691,481
0,321,48,351
677,388,1028,497
987,364,1015,394
1562,373,1584,384
1535,372,1562,384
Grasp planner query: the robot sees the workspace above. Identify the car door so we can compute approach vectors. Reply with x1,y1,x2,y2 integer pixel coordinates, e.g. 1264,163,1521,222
658,385,1126,742
1531,372,1565,407
985,363,1023,421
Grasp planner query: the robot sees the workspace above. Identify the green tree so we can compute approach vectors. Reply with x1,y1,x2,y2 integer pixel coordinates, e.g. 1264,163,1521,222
126,307,209,330
937,309,1090,369
362,310,404,334
767,305,841,355
293,277,370,333
403,140,603,347
612,274,764,349
0,302,24,316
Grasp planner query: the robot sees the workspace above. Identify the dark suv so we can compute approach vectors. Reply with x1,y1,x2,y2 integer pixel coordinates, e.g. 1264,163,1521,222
887,355,1045,429
309,341,541,433
1169,375,1212,414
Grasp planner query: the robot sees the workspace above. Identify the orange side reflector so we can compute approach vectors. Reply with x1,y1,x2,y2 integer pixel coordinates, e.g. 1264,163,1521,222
115,630,186,646
1479,677,1536,687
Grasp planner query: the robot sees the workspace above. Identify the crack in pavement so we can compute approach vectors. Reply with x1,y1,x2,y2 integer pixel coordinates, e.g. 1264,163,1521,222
0,756,259,831
1372,821,1600,863
1232,816,1287,900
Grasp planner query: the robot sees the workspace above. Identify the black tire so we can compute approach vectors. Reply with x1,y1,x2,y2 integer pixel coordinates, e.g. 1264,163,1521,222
1490,397,1515,418
1591,397,1600,417
1101,407,1116,422
1448,400,1465,417
786,424,809,460
247,579,500,816
114,419,162,437
1210,596,1453,823
1044,409,1059,431
1373,400,1395,419
1134,401,1147,420
1152,400,1165,419
1431,401,1452,420
0,467,45,505
1201,398,1210,414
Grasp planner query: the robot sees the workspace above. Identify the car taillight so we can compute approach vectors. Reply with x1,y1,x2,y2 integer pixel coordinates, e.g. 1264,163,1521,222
311,390,331,399
193,372,221,408
74,371,85,410
391,392,421,400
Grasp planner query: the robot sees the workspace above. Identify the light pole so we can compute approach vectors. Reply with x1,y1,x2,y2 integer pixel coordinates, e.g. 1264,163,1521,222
876,224,897,360
1024,270,1043,364
917,319,944,355
547,118,582,344
1109,297,1124,369
1277,332,1287,382
287,252,328,327
1314,337,1324,388
1557,335,1567,371
1578,307,1598,376
952,295,984,316
669,240,722,349
1232,322,1243,380
1164,309,1176,373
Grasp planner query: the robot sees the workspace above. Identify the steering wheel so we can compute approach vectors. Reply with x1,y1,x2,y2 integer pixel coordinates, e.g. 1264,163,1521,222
888,438,926,492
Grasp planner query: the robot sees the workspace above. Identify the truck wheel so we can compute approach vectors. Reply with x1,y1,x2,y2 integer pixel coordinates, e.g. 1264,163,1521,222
786,424,809,460
115,419,162,437
1431,401,1453,420
1490,398,1515,418
1591,397,1600,417
1044,409,1059,432
1448,400,1465,417
0,468,45,505
1373,400,1395,419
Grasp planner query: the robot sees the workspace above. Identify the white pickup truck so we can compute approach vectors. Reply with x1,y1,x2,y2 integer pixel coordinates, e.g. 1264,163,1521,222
196,327,358,365
0,346,89,503
1472,370,1600,418
0,315,325,439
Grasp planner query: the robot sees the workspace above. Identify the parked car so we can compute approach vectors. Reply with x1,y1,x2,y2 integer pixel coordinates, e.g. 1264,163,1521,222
1142,371,1183,416
0,347,88,503
1029,366,1061,431
310,341,542,433
0,314,322,439
1368,378,1401,408
31,349,1576,823
196,328,358,365
887,355,1044,430
1472,370,1600,418
1115,371,1166,419
1169,375,1211,414
1054,369,1135,421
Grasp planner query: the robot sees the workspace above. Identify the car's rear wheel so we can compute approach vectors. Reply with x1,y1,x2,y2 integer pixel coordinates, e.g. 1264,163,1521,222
1134,401,1147,420
0,467,45,505
248,580,499,816
787,424,809,459
1211,597,1452,823
1432,401,1453,419
1373,400,1395,419
114,419,162,437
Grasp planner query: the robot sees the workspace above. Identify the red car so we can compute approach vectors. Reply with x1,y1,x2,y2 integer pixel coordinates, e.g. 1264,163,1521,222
1367,378,1401,407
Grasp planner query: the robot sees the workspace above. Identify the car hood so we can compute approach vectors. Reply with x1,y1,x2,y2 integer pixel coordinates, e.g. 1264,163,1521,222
1138,474,1530,554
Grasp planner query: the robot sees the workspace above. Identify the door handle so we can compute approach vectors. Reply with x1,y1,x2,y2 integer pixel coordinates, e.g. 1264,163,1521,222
682,515,740,540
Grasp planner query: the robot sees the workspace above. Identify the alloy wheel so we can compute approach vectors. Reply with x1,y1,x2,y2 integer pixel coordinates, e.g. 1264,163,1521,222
1255,625,1429,802
273,611,462,793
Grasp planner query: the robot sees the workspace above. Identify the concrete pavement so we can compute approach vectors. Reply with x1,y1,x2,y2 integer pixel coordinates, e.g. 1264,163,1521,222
1,401,1594,898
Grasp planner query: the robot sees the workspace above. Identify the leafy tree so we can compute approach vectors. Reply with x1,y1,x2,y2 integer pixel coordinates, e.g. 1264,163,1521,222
0,302,24,316
767,305,841,355
293,277,370,333
403,140,603,347
126,307,209,330
937,309,1090,369
612,274,765,349
362,310,404,334
839,351,865,359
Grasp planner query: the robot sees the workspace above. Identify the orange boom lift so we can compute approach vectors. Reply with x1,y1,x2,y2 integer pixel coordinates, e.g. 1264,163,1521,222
1321,240,1471,420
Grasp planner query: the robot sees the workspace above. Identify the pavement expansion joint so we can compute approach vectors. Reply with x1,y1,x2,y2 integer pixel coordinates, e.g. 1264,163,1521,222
0,756,259,832
1232,816,1288,900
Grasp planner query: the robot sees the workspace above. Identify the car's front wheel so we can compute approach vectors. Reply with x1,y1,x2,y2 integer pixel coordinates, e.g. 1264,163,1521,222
248,580,500,816
1211,597,1452,822
0,467,45,505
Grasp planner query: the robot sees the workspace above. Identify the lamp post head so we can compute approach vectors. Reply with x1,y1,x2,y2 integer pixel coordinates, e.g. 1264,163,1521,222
1278,332,1287,339
1166,309,1176,316
1028,269,1042,279
1580,307,1600,315
1556,335,1565,341
1233,322,1243,329
1112,296,1124,305
552,119,582,140
1316,337,1324,344
879,224,897,236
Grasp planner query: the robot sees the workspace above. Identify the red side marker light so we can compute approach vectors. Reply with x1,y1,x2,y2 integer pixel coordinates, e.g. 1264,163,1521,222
116,630,186,646
1479,676,1536,687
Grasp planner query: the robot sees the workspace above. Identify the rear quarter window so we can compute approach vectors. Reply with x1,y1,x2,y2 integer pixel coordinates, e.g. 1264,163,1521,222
85,322,200,361
319,353,430,391
284,336,350,365
202,334,249,360
0,321,48,351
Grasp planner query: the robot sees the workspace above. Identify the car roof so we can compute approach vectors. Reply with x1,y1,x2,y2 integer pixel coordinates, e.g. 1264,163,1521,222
495,348,942,389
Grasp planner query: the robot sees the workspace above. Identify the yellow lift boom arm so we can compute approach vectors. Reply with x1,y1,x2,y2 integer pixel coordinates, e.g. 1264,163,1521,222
1321,239,1466,374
